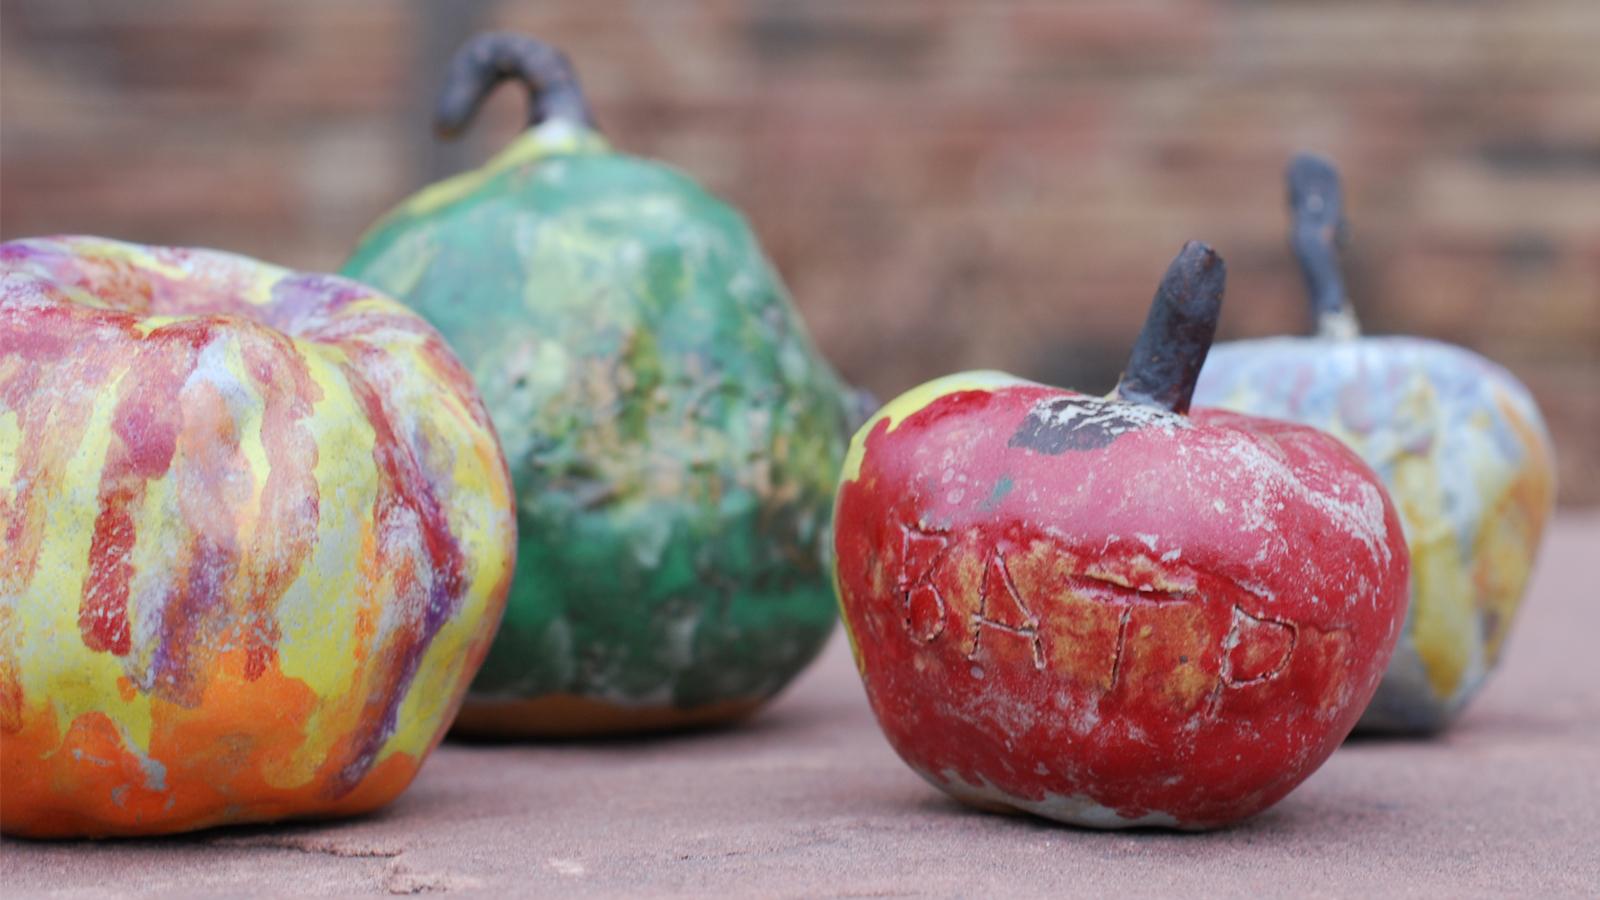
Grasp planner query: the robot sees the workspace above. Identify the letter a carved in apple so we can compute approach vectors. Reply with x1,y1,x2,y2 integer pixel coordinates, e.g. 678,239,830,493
833,242,1410,829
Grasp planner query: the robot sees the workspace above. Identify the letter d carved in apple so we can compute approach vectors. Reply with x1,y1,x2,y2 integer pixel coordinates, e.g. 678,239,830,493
833,242,1410,829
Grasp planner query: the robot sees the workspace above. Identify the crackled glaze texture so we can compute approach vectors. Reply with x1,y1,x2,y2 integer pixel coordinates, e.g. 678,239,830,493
0,237,515,837
834,372,1410,829
343,121,855,734
1194,338,1553,732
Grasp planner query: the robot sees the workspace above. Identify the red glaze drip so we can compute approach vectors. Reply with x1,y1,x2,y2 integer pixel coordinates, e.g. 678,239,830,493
81,327,206,655
2,295,141,661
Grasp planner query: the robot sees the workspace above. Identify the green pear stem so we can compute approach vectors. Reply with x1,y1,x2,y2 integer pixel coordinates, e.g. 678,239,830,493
1288,153,1361,339
1113,241,1226,416
434,32,596,139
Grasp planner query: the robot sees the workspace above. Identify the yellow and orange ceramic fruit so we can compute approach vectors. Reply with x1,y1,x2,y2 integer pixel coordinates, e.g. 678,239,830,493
0,236,516,837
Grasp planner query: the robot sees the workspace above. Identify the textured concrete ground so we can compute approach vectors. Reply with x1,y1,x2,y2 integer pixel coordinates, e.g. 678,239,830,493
4,514,1598,898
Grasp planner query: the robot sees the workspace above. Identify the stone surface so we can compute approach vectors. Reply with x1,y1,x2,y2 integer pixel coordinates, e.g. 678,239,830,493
4,513,1596,896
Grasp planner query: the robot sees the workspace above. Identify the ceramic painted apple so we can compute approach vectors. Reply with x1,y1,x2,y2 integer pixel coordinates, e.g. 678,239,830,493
834,242,1409,829
0,237,515,837
1193,155,1555,734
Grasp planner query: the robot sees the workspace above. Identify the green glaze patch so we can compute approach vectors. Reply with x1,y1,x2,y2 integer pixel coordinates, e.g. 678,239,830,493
343,122,853,710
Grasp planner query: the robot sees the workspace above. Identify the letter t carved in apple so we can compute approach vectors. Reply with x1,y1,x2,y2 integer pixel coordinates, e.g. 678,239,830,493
833,242,1410,829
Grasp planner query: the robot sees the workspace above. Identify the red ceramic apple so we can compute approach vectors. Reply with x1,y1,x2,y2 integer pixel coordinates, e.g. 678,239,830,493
833,242,1410,829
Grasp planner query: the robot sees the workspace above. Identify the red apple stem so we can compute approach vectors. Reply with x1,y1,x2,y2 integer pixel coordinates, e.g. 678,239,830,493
1288,153,1361,339
434,32,596,139
1113,241,1226,416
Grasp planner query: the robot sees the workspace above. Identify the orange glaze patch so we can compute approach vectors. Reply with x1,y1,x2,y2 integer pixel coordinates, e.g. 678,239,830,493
0,651,422,837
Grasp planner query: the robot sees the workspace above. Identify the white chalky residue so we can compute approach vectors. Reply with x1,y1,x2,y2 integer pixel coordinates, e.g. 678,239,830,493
1066,700,1101,736
0,272,61,311
1214,434,1393,567
941,689,1039,746
373,500,428,643
931,770,1184,830
1028,395,1192,439
1236,579,1276,601
126,335,256,667
138,754,167,791
658,605,702,671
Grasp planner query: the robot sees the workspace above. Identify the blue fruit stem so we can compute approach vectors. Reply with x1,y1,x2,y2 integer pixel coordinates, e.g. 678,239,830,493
434,32,596,140
1288,153,1361,340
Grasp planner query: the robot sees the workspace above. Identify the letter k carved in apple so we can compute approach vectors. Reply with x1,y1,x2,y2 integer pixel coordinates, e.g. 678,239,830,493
833,242,1410,829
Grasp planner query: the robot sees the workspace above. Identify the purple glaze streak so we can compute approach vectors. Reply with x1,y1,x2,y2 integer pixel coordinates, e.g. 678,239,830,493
328,349,468,796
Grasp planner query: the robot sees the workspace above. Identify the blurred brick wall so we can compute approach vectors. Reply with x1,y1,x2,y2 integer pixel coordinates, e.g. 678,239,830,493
3,0,1597,503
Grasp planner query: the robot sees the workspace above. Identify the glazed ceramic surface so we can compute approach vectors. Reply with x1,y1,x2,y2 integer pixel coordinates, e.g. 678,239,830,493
834,373,1410,828
0,237,514,836
344,120,854,733
1194,337,1553,731
832,246,1410,829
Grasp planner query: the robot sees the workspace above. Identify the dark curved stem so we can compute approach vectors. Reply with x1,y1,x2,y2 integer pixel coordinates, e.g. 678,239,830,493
1287,153,1359,338
1114,241,1226,415
434,32,596,140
